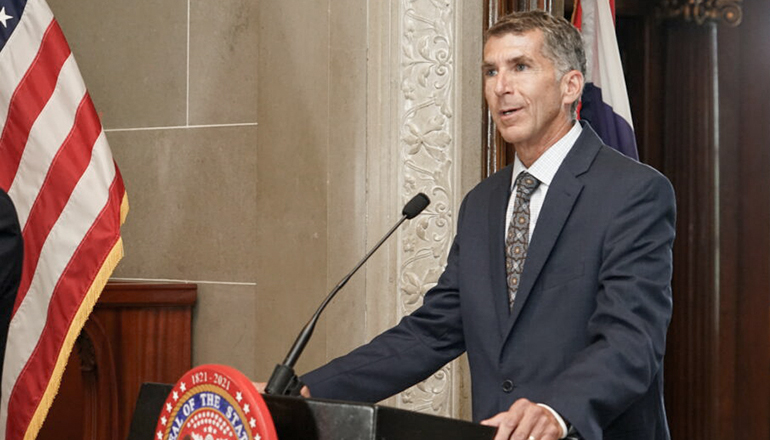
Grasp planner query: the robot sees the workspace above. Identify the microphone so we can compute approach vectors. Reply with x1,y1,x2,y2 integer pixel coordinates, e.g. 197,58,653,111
264,192,431,396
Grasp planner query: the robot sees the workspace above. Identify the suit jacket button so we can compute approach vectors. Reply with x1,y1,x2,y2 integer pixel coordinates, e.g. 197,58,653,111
502,380,514,393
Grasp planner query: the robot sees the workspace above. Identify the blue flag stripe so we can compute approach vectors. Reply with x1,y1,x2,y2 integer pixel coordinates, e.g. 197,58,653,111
580,83,638,160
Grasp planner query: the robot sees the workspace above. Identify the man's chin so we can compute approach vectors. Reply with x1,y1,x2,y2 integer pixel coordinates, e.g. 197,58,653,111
498,129,524,145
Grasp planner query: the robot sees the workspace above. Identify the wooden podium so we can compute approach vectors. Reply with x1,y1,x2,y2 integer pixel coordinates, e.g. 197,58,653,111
128,382,496,440
263,394,497,440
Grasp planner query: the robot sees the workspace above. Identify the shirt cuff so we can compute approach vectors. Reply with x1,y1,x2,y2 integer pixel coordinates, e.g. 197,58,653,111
537,404,568,439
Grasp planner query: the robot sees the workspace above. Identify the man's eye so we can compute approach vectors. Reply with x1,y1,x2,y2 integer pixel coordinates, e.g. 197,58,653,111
515,64,528,71
484,68,497,77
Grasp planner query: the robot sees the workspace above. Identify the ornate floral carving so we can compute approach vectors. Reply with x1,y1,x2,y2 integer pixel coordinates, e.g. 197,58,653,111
396,0,456,418
658,0,743,26
399,363,453,414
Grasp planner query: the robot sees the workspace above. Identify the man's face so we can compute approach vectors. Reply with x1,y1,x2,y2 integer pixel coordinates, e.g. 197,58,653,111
483,30,572,150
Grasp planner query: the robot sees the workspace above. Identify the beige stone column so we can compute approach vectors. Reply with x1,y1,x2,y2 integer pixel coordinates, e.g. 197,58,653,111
258,0,481,420
357,0,482,419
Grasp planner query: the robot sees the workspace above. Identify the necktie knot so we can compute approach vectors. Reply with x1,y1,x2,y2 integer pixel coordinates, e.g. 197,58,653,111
515,172,540,199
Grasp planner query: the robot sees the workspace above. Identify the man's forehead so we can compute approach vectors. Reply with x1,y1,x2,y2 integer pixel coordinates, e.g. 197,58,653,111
483,29,544,61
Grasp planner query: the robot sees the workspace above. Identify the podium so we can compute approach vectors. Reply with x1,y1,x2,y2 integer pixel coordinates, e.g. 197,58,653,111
128,382,496,440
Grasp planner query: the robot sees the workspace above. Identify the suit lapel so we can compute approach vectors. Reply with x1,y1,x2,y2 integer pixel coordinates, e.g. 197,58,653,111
503,125,603,339
505,173,583,334
488,166,514,338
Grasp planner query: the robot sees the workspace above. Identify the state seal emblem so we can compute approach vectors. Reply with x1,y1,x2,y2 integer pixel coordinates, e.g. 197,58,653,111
154,364,278,440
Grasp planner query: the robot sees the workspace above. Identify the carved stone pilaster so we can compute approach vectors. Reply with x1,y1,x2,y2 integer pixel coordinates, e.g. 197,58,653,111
396,0,457,417
658,0,743,26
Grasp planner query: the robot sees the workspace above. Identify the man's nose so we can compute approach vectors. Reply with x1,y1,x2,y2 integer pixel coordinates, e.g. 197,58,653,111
494,72,512,96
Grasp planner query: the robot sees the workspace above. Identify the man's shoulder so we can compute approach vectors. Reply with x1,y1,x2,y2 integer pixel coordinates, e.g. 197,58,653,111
577,145,676,215
470,164,512,193
567,122,670,188
591,145,671,189
457,165,507,205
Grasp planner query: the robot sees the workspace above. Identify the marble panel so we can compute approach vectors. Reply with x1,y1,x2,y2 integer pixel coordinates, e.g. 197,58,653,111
47,0,187,129
107,125,257,282
189,0,258,125
256,0,331,376
193,283,258,377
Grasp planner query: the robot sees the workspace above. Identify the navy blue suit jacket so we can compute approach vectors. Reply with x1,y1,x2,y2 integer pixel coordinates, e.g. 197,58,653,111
303,124,675,440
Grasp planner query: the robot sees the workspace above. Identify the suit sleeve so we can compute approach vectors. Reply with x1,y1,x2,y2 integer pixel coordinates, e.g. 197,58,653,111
540,171,675,439
301,201,469,403
0,190,23,382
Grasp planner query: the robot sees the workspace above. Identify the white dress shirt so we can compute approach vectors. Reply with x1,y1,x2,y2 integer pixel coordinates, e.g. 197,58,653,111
504,122,583,438
505,123,583,241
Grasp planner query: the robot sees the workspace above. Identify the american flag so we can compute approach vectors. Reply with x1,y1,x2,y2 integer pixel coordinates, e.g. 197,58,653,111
0,0,127,438
573,0,638,159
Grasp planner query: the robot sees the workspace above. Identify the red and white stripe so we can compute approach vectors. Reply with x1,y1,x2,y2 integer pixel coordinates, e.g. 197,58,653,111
0,0,127,438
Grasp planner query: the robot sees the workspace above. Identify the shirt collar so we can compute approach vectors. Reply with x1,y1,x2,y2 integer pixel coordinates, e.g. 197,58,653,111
511,122,583,190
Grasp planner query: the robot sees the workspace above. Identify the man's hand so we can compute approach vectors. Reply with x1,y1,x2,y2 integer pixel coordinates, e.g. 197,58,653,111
481,398,562,440
251,382,311,398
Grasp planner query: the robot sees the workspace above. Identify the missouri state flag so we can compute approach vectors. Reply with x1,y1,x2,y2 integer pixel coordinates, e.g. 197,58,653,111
573,0,638,159
0,0,128,438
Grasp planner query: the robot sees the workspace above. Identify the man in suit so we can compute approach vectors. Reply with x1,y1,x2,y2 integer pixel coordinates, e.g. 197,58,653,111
300,10,675,440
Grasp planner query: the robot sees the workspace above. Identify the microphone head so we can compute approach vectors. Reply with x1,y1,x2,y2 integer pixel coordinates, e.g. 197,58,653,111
402,193,430,219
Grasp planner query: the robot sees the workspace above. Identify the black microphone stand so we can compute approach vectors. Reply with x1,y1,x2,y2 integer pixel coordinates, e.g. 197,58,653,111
264,193,430,396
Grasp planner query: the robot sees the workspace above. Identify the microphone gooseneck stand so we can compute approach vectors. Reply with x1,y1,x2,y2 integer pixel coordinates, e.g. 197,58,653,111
264,193,431,396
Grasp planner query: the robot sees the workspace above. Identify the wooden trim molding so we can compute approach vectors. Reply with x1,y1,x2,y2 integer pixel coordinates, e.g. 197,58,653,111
79,318,119,440
660,21,720,439
658,0,743,26
96,282,197,307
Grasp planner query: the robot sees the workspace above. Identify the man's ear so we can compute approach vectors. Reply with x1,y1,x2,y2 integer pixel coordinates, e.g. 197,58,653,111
561,70,584,108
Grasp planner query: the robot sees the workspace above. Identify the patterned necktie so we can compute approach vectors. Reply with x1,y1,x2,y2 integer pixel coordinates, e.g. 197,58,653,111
505,172,540,311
